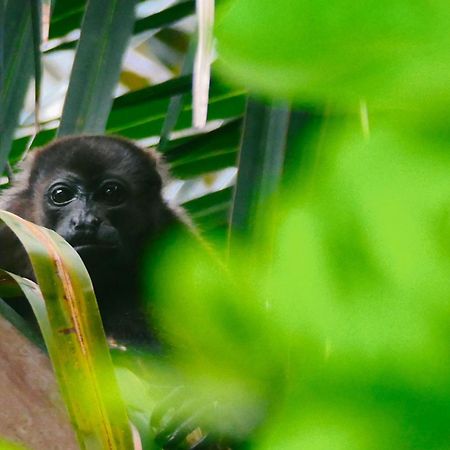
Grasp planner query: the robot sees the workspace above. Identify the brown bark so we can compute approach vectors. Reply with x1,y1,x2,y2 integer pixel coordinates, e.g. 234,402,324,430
0,315,78,450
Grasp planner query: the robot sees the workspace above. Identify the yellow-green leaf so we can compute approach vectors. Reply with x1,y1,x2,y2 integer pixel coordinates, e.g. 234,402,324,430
0,211,134,450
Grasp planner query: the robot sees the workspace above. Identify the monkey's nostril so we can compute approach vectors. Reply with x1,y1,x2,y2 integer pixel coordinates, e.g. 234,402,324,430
73,220,100,232
71,213,101,230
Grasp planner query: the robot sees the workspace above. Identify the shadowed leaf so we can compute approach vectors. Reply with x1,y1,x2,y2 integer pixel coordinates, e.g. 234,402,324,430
0,0,33,173
58,0,137,136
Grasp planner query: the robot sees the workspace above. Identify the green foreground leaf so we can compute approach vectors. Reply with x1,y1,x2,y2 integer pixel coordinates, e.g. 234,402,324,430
0,211,134,450
0,438,28,450
216,0,450,110
151,120,450,450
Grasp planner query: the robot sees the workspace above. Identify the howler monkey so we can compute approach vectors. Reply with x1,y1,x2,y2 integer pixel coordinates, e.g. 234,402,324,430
0,135,189,346
0,136,238,449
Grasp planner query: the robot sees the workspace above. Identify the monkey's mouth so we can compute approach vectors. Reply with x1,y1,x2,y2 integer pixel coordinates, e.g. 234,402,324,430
73,243,119,257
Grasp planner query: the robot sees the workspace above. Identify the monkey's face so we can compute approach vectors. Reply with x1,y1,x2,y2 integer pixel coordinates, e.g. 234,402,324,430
26,136,171,281
43,174,128,259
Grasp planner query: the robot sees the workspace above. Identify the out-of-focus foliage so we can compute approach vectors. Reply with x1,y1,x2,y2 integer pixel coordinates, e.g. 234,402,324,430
131,2,450,447
0,438,28,450
215,0,450,112
1,0,449,448
147,119,450,449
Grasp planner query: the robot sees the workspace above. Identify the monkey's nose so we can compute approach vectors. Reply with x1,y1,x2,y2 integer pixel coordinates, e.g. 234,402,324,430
71,214,101,231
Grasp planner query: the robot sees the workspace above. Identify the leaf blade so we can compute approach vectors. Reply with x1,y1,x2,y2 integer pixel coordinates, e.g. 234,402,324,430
0,210,134,450
0,0,33,173
193,0,214,128
229,99,290,244
58,0,137,136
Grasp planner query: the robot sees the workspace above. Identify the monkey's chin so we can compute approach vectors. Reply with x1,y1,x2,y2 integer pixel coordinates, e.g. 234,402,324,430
73,244,119,258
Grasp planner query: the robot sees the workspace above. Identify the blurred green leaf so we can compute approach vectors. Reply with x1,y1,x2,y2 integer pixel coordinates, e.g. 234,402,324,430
0,211,134,450
149,118,450,449
58,0,137,136
216,0,450,110
150,237,279,439
0,438,28,450
266,123,450,449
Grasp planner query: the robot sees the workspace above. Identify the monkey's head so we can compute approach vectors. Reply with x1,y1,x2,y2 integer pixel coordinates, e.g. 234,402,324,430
2,135,176,284
0,135,187,343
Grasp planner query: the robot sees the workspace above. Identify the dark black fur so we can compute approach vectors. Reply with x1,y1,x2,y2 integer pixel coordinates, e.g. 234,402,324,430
0,135,188,345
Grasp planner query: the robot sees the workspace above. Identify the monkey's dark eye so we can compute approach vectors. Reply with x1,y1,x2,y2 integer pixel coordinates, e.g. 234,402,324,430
98,181,126,206
49,185,76,205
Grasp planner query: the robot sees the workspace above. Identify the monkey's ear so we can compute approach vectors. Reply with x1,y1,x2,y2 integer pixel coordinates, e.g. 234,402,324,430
0,151,39,218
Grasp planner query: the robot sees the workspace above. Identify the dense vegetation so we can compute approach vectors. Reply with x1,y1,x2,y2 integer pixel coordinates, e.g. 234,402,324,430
1,1,449,449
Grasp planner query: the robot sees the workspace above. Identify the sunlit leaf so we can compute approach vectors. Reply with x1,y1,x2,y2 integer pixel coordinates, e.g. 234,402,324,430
193,0,214,128
0,437,28,450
